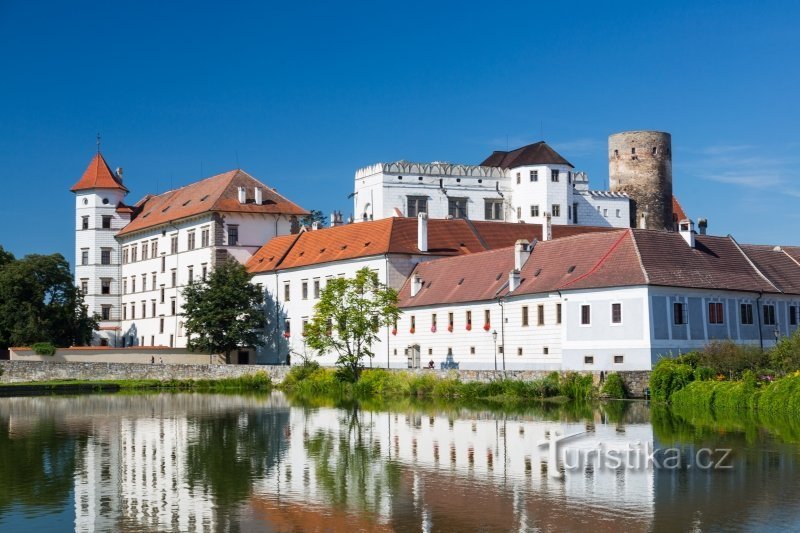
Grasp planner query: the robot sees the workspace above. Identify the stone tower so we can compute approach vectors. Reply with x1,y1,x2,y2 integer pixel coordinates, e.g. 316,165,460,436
608,131,672,230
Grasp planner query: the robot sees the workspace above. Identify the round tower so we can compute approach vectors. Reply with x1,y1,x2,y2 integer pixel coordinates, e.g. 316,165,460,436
608,131,672,230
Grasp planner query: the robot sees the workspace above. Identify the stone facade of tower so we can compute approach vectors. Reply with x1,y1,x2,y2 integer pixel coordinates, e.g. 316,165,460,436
608,131,672,230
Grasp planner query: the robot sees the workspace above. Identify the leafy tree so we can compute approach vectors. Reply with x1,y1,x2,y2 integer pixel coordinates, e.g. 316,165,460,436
300,209,327,228
182,259,265,362
305,267,400,382
0,252,96,349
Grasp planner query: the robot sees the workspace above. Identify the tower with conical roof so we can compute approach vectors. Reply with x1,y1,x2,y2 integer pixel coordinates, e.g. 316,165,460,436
71,151,130,346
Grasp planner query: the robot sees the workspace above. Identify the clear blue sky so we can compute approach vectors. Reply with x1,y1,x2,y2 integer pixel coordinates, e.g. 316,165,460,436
1,0,798,265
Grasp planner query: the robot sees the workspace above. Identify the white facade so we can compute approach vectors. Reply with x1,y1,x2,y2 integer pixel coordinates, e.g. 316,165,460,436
352,159,630,228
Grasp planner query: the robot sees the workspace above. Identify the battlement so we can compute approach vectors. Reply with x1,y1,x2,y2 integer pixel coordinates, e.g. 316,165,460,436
355,161,506,180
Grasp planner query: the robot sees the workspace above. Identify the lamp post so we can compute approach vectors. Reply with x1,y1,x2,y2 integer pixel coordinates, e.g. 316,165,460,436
492,329,498,371
499,297,506,371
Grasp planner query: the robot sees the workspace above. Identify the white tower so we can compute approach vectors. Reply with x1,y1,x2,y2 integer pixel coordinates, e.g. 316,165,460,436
71,151,130,346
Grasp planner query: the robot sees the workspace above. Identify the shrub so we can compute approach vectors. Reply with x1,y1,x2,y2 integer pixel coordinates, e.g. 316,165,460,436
31,342,56,356
352,369,409,397
696,340,767,379
650,358,695,402
600,372,627,399
558,372,595,401
770,329,800,375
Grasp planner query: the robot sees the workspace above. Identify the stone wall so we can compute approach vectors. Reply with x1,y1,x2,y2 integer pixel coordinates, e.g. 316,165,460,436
0,361,650,397
0,360,290,384
9,347,226,365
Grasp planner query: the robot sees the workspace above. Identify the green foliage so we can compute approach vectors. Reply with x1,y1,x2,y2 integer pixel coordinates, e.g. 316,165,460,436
0,252,96,349
600,372,627,399
770,329,800,374
352,369,410,397
300,210,328,228
558,372,595,401
182,260,265,362
31,342,56,356
695,340,768,379
650,358,695,402
305,268,400,382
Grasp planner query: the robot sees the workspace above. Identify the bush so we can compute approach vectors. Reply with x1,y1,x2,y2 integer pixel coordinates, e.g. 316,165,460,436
650,358,695,402
770,329,800,375
558,372,595,401
696,340,767,379
352,369,409,397
600,372,627,399
31,342,56,356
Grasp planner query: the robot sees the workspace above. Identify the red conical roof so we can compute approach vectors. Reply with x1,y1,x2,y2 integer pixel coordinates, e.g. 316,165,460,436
70,152,128,192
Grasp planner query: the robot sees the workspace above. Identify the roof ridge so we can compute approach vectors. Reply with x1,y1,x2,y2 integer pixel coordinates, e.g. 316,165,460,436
782,248,800,269
628,229,650,284
727,234,781,293
271,232,304,271
463,218,490,250
557,230,631,290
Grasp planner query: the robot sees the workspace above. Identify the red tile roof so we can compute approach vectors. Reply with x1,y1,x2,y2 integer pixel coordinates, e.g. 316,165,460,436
70,152,129,192
117,169,308,236
480,141,573,169
671,196,687,222
398,229,796,308
246,218,616,274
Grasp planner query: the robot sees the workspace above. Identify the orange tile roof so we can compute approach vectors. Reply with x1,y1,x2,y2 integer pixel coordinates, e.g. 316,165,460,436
246,218,617,274
70,152,129,192
672,196,687,221
117,169,308,236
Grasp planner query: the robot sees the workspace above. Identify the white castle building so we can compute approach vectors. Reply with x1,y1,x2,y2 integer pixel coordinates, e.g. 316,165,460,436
352,141,630,228
71,151,308,349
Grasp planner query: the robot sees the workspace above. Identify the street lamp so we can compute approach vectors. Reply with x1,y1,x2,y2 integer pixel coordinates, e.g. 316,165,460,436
492,329,498,371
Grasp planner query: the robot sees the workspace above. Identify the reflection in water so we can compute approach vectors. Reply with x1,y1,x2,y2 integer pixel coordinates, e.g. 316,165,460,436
0,394,798,531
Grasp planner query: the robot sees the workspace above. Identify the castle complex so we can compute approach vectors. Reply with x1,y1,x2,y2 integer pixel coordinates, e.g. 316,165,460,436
70,131,800,370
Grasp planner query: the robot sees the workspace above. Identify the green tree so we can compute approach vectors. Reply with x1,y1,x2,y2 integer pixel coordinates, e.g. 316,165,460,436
182,259,265,362
300,210,327,228
305,267,400,382
0,252,96,349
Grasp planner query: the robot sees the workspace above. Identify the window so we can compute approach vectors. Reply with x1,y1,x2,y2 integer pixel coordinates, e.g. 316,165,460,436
283,281,290,301
302,280,308,300
131,277,136,293
130,303,135,319
201,227,209,247
170,298,176,315
142,242,148,260
201,265,207,280
187,231,196,250
152,273,157,289
537,304,545,326
584,355,594,364
708,302,724,324
81,249,89,265
131,245,138,262
123,248,129,264
101,306,111,320
740,303,754,325
551,169,559,182
160,285,165,304
763,304,776,326
188,266,193,284
122,279,128,294
530,170,538,182
484,309,491,327
484,199,504,220
227,225,239,246
159,318,164,334
123,305,127,320
544,346,549,355
791,305,798,326
151,300,156,316
567,205,572,222
603,208,608,217
313,278,320,299
551,204,561,217
170,235,178,254
616,209,621,218
151,239,158,257
102,215,112,229
410,315,416,331
556,303,562,324
614,355,624,364
580,304,591,325
466,310,472,328
302,318,309,336
141,301,146,318
161,256,165,273
572,202,578,224
101,279,111,295
284,319,291,336
516,172,521,184
431,313,437,330
448,197,468,219
448,312,454,329
516,206,522,219
517,347,523,356
522,306,529,326
101,249,111,265
81,216,89,230
611,303,622,324
470,346,475,354
80,279,88,294
141,274,146,292
407,196,428,218
170,269,177,287
674,302,686,325
530,205,539,217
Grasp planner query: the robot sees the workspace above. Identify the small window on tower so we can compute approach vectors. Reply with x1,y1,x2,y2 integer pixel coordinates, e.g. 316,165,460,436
81,216,89,230
102,216,112,229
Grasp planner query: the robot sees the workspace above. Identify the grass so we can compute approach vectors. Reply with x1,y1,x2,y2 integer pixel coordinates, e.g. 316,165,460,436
0,372,273,395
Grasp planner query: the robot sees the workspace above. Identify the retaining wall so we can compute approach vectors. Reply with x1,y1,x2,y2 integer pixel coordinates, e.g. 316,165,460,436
9,347,226,365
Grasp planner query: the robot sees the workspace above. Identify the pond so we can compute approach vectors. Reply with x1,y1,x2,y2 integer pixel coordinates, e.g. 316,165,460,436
0,392,798,532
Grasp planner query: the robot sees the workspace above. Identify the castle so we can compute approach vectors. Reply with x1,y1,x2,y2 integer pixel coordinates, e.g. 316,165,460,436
72,131,800,370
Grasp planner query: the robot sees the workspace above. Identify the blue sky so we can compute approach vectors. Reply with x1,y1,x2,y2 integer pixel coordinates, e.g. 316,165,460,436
1,0,798,264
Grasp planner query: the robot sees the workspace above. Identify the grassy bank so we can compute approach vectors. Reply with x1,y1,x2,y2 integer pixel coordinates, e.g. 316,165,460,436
278,362,608,404
0,372,273,395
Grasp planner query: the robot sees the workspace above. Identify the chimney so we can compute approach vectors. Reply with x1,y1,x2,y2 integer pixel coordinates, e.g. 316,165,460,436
542,212,552,241
311,221,320,230
698,218,708,235
238,186,246,204
417,212,428,252
639,211,648,229
116,167,124,183
514,239,531,271
410,274,423,297
254,187,263,205
330,211,338,227
509,270,521,292
678,219,695,248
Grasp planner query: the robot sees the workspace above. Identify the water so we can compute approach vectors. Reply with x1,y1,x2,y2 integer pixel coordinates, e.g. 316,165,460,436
0,393,798,532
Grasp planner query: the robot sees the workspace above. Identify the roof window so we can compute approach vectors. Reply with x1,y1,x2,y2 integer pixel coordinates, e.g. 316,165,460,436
182,200,191,206
162,206,170,213
495,273,502,281
534,268,542,277
567,265,576,273
200,195,209,201
458,278,464,285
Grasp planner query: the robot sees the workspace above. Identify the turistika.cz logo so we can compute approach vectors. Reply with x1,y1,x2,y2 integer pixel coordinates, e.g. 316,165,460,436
537,427,733,479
